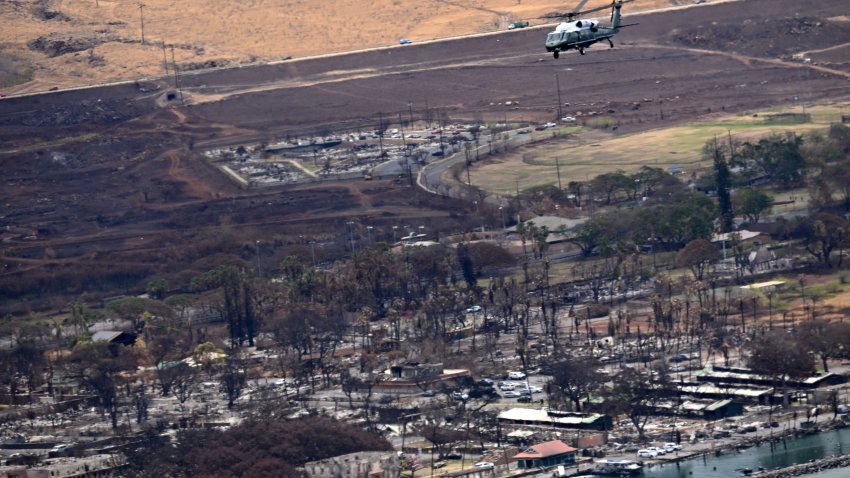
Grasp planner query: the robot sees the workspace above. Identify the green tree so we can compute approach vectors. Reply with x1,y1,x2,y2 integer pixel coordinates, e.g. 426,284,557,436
712,140,734,232
457,243,477,288
741,134,806,189
733,188,773,224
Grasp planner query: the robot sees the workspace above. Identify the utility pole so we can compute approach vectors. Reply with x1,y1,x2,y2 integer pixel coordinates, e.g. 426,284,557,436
255,241,261,277
377,112,385,158
161,42,169,75
398,112,407,149
555,73,563,121
555,157,562,189
138,3,146,45
515,179,521,225
170,46,185,106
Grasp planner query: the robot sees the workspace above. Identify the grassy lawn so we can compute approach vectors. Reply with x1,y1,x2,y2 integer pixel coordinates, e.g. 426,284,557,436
471,102,849,195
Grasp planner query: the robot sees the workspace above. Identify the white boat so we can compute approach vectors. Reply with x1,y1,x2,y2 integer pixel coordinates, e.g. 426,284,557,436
592,459,643,475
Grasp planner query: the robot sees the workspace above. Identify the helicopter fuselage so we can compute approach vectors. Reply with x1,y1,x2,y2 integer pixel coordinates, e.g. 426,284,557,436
545,24,615,54
545,2,624,58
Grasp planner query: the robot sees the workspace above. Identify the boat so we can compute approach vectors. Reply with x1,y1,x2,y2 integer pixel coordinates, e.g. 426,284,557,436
592,459,643,475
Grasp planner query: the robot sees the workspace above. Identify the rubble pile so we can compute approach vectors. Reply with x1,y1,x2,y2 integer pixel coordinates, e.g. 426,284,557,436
28,35,100,58
754,452,850,477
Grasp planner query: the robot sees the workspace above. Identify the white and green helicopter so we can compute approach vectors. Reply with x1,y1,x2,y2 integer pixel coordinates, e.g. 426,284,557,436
544,0,635,58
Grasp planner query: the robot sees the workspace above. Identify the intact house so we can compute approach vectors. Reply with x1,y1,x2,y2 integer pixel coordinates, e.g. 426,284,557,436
512,440,577,469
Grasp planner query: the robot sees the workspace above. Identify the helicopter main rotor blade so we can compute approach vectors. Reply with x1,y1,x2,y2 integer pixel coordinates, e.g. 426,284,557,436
540,0,633,21
571,0,591,15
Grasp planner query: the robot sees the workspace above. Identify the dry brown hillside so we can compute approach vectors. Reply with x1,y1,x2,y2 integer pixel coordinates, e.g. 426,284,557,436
1,0,675,94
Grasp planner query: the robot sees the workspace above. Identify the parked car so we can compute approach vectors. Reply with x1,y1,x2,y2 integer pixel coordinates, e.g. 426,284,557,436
561,116,576,122
465,305,482,313
451,392,469,400
669,354,689,363
51,444,71,453
502,391,521,398
517,396,533,403
637,449,657,458
499,383,515,391
422,390,435,397
648,447,666,455
399,38,412,45
663,443,682,452
474,462,495,469
508,371,526,380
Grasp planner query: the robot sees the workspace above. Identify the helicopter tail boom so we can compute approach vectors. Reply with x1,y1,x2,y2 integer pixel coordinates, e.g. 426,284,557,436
611,2,623,31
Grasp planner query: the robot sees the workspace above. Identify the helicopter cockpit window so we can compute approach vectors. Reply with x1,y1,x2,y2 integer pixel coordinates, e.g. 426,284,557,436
547,33,559,43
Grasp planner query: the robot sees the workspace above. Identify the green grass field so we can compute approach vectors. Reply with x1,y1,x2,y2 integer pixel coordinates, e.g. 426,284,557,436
472,102,850,195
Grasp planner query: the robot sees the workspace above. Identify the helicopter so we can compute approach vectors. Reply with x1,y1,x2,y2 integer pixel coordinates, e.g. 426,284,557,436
543,0,635,58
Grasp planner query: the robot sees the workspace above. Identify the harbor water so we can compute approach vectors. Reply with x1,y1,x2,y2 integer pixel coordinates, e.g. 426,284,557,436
641,426,850,478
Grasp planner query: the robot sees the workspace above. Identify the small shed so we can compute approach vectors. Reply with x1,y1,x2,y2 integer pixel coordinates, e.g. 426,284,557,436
513,440,577,469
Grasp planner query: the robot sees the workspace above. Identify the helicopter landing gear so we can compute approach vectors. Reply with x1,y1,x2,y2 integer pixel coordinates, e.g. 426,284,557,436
553,51,559,59
578,47,585,55
608,38,614,48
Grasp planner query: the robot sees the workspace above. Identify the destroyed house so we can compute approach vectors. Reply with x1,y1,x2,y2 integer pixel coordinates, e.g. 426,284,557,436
696,366,846,389
498,408,611,431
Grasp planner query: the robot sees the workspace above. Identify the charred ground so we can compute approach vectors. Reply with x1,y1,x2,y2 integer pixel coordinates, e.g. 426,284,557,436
1,0,849,313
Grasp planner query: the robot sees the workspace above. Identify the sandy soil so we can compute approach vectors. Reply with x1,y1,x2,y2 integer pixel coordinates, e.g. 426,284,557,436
1,0,673,94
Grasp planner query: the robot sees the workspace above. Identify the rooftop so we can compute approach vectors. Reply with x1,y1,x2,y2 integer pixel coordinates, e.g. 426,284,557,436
513,440,577,459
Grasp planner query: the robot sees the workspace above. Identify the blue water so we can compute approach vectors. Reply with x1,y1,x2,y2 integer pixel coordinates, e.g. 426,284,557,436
642,427,850,478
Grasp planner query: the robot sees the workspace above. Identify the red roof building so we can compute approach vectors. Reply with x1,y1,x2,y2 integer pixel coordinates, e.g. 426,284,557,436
512,440,578,469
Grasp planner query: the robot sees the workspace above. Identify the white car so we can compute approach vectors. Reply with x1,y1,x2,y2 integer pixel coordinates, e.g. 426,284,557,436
561,116,576,122
636,449,657,458
544,122,557,128
649,446,667,455
502,390,521,398
465,305,482,313
499,383,515,391
663,443,682,452
474,462,494,469
507,371,526,380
